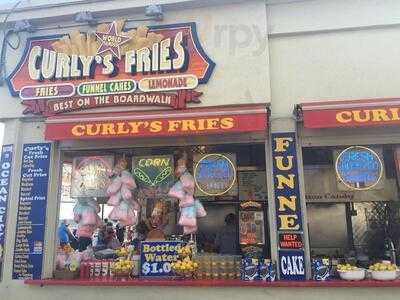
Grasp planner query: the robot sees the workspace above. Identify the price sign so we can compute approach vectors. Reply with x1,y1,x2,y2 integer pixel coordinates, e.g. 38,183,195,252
12,143,51,280
140,240,182,277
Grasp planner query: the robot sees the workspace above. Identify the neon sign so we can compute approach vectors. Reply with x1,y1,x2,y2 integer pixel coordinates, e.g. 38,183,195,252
335,146,383,191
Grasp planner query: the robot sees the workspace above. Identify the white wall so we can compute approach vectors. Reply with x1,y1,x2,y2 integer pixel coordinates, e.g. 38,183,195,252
268,0,400,119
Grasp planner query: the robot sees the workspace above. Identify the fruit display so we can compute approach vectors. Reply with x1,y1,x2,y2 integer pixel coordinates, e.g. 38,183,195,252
369,262,397,272
115,245,133,258
337,264,365,281
177,244,194,258
337,264,362,272
172,243,199,278
111,257,134,277
369,262,398,281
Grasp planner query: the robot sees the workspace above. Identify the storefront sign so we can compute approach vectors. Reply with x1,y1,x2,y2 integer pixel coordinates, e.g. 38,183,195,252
272,133,306,280
7,21,215,115
140,240,181,277
271,133,303,231
278,250,306,280
0,145,13,281
194,153,237,196
301,99,400,128
71,156,114,198
12,143,51,280
335,146,383,191
45,111,267,140
278,233,303,250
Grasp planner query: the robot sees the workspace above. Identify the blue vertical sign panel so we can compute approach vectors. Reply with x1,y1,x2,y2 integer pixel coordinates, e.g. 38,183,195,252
12,143,51,280
271,133,306,280
0,145,14,280
278,249,305,280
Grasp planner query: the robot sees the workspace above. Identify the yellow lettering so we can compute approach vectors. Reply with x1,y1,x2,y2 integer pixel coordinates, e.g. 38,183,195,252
181,119,197,131
274,137,293,152
101,123,116,135
150,121,162,132
336,111,352,123
116,122,130,134
279,215,300,230
220,117,234,129
275,156,294,171
168,120,181,132
371,109,390,122
86,124,101,136
71,125,85,136
276,174,295,189
353,110,370,123
278,195,297,212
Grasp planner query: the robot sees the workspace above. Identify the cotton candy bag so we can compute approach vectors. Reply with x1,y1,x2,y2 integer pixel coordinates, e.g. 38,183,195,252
178,206,197,227
195,200,207,218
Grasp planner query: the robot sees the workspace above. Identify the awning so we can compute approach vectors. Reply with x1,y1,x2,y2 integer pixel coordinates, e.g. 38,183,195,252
45,104,268,141
299,98,400,129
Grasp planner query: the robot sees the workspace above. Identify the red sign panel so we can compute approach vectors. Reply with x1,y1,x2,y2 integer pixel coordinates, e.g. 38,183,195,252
45,106,267,140
301,99,400,128
278,233,303,250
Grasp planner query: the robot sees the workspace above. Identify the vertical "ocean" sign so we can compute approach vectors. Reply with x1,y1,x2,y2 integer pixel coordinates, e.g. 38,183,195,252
271,133,305,280
12,143,51,280
0,145,13,280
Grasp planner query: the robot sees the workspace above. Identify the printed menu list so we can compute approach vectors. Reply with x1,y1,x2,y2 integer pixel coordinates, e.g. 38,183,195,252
12,143,51,280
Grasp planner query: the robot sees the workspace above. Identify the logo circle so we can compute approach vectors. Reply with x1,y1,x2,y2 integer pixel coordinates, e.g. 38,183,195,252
335,146,383,191
194,154,236,196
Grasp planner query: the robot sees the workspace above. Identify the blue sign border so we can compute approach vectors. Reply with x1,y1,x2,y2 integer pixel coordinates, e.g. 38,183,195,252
0,145,13,281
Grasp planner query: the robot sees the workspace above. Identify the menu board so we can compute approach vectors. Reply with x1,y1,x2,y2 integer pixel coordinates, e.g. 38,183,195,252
238,171,267,201
0,145,13,281
239,211,265,245
132,155,174,198
12,143,51,280
194,153,237,197
71,156,114,198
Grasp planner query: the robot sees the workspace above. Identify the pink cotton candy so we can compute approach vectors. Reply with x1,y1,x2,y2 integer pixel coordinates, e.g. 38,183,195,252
120,210,138,227
81,209,97,226
121,184,132,201
77,224,94,238
129,199,140,211
168,181,185,200
179,194,195,208
107,191,121,206
179,215,197,227
183,225,198,235
181,172,195,195
121,171,136,190
56,253,67,270
106,176,122,196
195,200,207,218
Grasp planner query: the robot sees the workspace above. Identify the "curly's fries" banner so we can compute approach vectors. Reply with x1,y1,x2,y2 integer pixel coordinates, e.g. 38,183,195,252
7,21,215,116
